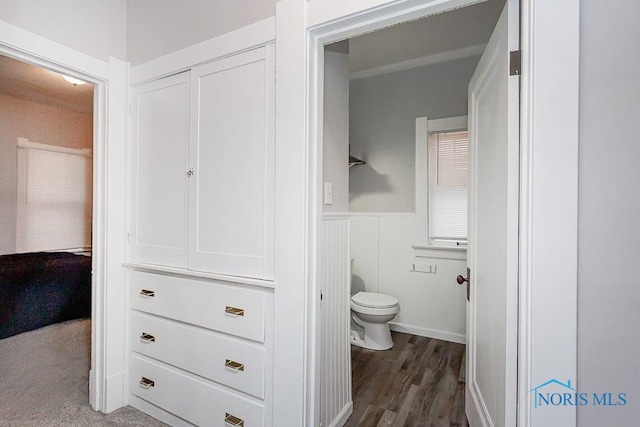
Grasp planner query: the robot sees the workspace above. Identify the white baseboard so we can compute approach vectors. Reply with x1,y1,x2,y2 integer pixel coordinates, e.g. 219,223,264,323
389,322,466,344
329,401,353,427
104,371,126,413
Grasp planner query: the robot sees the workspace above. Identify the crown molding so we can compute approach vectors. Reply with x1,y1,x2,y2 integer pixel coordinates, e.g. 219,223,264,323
350,43,486,80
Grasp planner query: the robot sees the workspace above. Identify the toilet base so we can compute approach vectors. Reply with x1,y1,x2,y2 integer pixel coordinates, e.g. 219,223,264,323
350,323,394,350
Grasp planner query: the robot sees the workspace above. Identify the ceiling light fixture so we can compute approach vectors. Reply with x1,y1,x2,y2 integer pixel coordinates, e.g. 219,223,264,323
61,75,86,86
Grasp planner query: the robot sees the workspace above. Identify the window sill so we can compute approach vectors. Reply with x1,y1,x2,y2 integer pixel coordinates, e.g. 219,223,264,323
412,243,467,261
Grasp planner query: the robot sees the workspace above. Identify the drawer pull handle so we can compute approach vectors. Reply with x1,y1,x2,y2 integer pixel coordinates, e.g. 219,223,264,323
225,306,244,317
224,413,244,427
139,289,155,298
139,377,155,389
140,332,156,343
225,359,245,372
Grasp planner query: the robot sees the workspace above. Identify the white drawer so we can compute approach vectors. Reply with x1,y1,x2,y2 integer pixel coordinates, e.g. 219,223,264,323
130,355,264,427
129,270,266,342
130,312,266,399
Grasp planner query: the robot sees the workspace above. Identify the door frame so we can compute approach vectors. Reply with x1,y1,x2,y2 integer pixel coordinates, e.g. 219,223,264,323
303,0,579,426
0,20,128,413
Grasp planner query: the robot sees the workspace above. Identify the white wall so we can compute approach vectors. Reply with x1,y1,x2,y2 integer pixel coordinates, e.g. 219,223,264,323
0,0,126,61
323,49,349,213
126,0,276,65
0,93,93,254
577,0,640,424
351,214,467,342
349,56,478,212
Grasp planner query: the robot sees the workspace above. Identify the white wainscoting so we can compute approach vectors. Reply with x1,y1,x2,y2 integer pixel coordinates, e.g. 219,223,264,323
350,213,467,344
320,215,352,427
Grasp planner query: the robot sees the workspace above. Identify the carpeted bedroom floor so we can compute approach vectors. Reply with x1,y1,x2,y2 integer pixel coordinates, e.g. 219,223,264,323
0,318,167,426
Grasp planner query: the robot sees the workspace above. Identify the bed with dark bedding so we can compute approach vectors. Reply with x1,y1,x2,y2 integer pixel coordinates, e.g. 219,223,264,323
0,252,91,339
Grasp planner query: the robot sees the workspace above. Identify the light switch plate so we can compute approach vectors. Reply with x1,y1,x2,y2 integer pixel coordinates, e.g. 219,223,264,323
324,182,333,205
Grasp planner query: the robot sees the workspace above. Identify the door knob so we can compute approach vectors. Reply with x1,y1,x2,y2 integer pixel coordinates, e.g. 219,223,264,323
456,274,469,285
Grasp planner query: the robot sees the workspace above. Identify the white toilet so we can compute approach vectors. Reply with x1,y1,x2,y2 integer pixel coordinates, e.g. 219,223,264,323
350,291,400,350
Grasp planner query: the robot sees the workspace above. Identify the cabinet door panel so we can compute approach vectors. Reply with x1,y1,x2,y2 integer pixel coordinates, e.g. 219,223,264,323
190,47,275,279
130,72,190,267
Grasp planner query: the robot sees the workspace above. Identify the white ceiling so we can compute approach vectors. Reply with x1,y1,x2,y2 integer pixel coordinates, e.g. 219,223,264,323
0,55,94,113
346,0,505,76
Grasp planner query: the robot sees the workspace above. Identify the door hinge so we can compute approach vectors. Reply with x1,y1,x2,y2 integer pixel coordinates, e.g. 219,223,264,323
320,291,323,301
129,104,133,115
127,232,132,243
510,50,521,76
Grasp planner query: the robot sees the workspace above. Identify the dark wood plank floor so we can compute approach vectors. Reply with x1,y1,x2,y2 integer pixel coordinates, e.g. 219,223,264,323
345,332,468,427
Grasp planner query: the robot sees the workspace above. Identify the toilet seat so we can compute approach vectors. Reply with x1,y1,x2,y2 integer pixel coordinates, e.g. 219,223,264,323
350,292,400,317
351,292,398,309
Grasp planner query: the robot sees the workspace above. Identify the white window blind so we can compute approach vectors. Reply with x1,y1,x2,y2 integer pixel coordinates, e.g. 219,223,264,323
429,130,468,242
16,139,92,253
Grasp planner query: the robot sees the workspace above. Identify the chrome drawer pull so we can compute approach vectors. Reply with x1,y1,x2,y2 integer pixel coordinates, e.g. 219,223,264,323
139,377,155,389
140,332,156,343
139,289,155,298
225,359,245,372
225,306,244,317
224,413,244,427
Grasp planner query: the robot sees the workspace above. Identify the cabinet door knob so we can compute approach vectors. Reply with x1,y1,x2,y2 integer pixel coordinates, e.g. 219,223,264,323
224,413,244,426
225,359,245,372
225,306,245,317
186,168,195,176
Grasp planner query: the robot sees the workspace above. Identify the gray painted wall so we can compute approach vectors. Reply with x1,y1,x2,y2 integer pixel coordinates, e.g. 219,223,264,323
349,56,478,212
0,0,126,61
578,0,640,424
323,50,349,213
126,0,276,65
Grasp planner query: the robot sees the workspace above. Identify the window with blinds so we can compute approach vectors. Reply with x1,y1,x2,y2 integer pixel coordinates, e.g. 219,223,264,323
16,139,92,253
428,130,468,243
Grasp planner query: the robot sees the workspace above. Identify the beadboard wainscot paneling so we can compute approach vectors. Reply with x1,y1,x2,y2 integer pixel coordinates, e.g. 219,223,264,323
320,215,353,426
350,213,467,343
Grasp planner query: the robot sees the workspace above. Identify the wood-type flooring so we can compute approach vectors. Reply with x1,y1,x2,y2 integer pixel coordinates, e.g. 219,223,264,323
345,332,467,427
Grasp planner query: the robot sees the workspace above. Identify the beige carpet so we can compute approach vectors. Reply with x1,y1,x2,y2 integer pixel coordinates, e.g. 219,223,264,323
0,318,168,426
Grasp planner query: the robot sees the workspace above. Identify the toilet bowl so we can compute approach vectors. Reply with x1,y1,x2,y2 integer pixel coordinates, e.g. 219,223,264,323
350,292,400,350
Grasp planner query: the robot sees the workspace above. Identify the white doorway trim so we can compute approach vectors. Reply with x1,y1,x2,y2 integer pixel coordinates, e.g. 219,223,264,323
0,19,127,413
518,1,580,425
306,1,506,426
303,1,580,426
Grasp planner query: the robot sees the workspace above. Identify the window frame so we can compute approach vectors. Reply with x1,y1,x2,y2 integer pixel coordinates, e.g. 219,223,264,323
414,115,468,257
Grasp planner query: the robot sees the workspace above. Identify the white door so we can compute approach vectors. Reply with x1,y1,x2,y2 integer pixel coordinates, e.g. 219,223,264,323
129,72,191,268
466,1,519,426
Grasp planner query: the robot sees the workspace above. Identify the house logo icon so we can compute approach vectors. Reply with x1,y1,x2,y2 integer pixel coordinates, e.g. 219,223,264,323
529,379,576,408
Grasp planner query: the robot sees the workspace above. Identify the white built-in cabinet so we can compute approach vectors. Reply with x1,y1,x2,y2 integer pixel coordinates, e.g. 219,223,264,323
126,45,275,427
129,45,275,280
